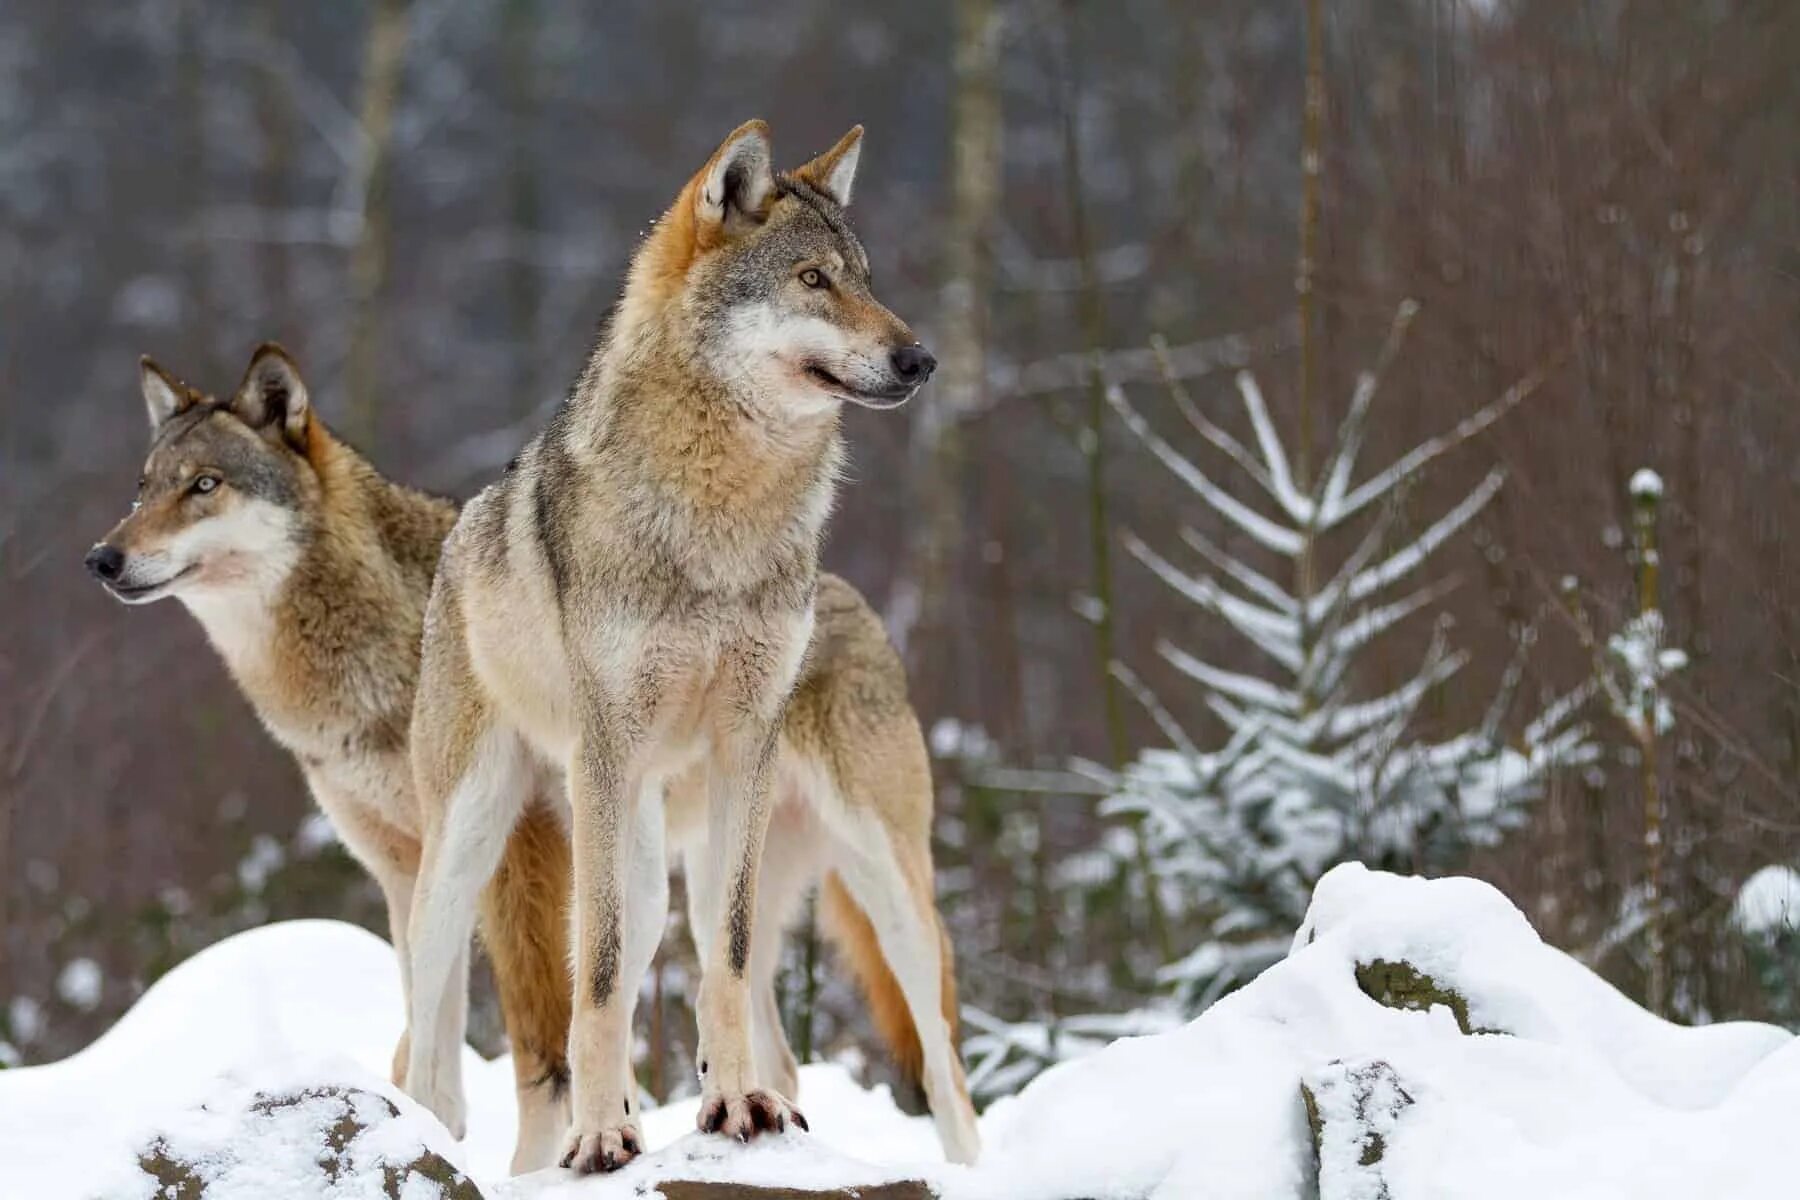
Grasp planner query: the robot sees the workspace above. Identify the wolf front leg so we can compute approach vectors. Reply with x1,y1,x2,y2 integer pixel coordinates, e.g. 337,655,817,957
310,789,421,1089
560,718,663,1174
691,714,808,1141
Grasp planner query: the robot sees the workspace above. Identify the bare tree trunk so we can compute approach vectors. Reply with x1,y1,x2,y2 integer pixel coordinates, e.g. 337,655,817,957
254,0,292,336
906,0,1003,709
1057,0,1171,966
649,954,666,1102
345,0,410,449
178,0,214,379
1294,0,1326,615
503,0,541,414
1633,482,1667,1017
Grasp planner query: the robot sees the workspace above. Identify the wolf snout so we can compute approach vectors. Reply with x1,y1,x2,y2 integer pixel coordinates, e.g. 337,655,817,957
86,543,125,582
890,344,936,386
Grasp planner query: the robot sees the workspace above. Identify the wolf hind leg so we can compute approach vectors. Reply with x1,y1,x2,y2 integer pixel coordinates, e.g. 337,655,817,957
824,811,980,1165
748,797,825,1103
406,720,528,1139
405,585,533,1140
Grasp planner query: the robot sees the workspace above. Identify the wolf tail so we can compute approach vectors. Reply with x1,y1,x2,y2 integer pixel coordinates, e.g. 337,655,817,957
478,800,573,1095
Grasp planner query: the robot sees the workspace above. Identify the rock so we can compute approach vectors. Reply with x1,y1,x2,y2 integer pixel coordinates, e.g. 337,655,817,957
1301,1059,1415,1200
132,1084,482,1199
654,1183,935,1200
1354,958,1504,1036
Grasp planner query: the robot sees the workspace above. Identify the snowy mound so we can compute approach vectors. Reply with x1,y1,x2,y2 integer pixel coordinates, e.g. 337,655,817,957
973,864,1797,1199
3,872,1795,1198
0,920,511,1198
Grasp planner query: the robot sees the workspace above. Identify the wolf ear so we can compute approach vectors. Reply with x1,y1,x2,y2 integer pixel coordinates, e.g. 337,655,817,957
694,119,775,243
231,343,311,450
141,357,195,429
793,125,863,205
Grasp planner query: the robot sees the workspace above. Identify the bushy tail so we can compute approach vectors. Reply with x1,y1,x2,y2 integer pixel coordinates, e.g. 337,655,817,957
818,870,959,1084
477,800,573,1093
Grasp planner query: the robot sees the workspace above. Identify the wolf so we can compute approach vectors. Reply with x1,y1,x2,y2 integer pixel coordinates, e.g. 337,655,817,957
83,345,577,1167
399,119,978,1173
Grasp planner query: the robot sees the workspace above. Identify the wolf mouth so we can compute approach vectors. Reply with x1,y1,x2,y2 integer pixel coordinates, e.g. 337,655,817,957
106,565,194,601
804,364,915,409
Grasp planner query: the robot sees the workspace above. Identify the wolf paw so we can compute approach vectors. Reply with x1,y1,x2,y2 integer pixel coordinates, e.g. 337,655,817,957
697,1088,808,1142
559,1123,643,1174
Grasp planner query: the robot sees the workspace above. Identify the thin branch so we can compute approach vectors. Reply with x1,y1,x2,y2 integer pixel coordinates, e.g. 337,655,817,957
1178,525,1299,616
1235,371,1310,522
1317,298,1419,515
1333,348,1562,524
1109,386,1304,556
1151,336,1279,499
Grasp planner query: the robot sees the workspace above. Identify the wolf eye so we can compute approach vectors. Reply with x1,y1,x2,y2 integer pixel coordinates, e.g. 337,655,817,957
189,474,220,496
799,267,828,290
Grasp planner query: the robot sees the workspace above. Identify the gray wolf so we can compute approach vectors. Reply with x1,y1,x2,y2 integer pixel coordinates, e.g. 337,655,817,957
84,346,572,1168
399,119,979,1173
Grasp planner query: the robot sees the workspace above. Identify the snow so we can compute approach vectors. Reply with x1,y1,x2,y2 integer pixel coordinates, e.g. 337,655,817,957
4,870,1796,1198
55,957,103,1012
1733,865,1800,935
1606,609,1686,737
237,832,287,892
970,865,1794,1199
1629,467,1665,499
9,994,45,1045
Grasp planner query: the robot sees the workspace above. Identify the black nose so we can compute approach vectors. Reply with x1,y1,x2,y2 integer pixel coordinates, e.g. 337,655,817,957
891,344,937,384
86,544,124,582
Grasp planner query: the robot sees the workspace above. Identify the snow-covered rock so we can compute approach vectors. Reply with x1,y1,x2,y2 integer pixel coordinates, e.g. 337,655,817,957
972,864,1795,1199
3,870,1795,1199
134,1083,481,1199
1733,865,1800,936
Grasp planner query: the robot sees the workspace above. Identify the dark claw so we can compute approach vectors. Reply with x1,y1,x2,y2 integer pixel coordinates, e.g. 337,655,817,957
622,1131,640,1155
559,1147,576,1170
701,1099,725,1133
792,1109,809,1132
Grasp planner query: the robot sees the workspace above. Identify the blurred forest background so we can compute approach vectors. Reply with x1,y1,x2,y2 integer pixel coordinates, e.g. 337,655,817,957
2,0,1797,1103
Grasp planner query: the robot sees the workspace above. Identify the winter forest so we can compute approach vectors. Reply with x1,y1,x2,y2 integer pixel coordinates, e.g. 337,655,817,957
2,0,1799,1196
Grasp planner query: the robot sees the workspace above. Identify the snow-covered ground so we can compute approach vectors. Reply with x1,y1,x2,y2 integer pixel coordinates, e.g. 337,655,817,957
3,866,1796,1198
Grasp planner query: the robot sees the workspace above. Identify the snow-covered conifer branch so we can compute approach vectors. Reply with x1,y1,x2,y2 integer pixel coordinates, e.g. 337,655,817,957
1107,386,1305,556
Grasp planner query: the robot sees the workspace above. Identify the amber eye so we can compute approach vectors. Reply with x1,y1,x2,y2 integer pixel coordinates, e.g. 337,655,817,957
799,267,828,290
190,474,220,496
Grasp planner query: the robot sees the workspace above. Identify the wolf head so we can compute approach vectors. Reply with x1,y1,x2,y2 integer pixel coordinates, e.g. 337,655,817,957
86,345,317,606
622,120,934,416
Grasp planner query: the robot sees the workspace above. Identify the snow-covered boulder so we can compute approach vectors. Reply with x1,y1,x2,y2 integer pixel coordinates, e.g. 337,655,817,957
133,1084,482,1199
973,863,1797,1199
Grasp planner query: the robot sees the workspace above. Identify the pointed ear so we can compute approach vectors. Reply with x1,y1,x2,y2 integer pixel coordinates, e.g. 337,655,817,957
141,357,195,429
793,125,864,205
231,343,311,450
693,119,775,244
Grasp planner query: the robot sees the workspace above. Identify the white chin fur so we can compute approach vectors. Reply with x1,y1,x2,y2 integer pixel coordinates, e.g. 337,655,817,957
712,304,880,418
